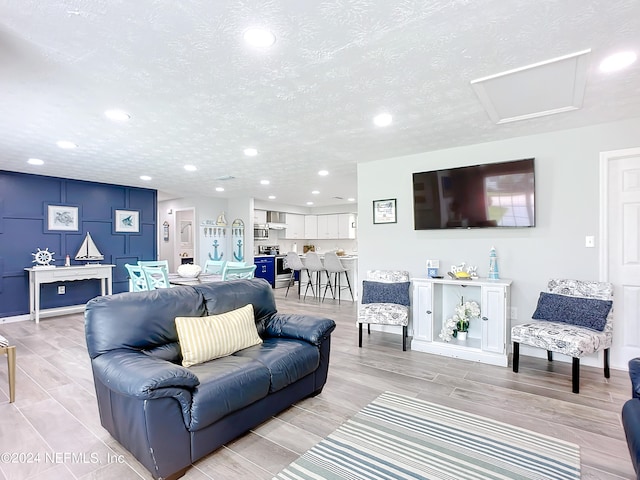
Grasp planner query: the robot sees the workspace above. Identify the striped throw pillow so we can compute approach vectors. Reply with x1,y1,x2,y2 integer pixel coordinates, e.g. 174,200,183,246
175,304,262,367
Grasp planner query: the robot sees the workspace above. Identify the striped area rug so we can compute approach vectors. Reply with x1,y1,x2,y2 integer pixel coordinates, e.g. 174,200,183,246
273,391,580,480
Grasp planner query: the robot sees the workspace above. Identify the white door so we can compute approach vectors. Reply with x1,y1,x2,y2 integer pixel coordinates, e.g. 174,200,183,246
602,147,640,369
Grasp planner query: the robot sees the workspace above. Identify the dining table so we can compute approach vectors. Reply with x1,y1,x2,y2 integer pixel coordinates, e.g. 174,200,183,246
168,273,222,286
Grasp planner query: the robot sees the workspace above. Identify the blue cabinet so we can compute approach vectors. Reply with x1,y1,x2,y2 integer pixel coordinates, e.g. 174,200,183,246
254,256,275,287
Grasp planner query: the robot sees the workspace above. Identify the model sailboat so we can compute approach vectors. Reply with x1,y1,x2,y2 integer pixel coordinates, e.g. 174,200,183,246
75,232,104,263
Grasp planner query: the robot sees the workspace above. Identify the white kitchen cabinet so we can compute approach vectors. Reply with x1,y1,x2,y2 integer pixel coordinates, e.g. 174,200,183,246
411,277,511,366
317,214,339,239
338,213,356,239
254,210,267,224
304,215,318,238
284,213,305,239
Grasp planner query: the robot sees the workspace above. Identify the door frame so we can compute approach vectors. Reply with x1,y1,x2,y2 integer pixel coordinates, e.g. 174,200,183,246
599,147,640,281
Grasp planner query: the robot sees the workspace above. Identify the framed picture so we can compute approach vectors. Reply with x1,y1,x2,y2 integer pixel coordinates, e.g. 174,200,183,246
47,204,79,231
373,199,397,224
114,209,140,233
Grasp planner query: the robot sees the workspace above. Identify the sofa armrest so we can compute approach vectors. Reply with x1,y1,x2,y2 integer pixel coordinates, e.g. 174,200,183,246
92,349,199,399
265,313,336,346
630,358,640,399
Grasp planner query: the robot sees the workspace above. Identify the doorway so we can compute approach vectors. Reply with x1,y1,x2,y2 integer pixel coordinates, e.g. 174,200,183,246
601,147,640,369
174,208,195,269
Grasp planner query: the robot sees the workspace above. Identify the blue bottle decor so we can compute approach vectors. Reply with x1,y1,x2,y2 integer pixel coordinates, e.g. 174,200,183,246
488,246,499,279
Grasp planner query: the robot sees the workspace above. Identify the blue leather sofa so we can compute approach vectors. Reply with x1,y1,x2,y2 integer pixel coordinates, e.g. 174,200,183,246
623,358,640,479
84,278,335,480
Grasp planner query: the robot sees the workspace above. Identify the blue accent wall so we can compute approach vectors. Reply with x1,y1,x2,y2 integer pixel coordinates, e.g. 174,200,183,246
0,171,157,317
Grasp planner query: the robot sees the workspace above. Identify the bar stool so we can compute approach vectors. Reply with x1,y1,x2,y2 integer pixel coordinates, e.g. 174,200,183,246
284,252,308,298
303,252,332,300
0,334,16,403
322,252,353,303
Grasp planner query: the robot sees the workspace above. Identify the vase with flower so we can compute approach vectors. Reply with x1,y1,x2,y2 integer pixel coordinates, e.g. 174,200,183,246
438,297,480,342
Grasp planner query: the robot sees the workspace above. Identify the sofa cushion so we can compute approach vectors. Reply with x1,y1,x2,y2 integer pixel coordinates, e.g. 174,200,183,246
85,286,206,359
188,356,271,431
194,278,277,336
232,338,320,392
175,304,262,367
532,292,612,331
361,281,410,306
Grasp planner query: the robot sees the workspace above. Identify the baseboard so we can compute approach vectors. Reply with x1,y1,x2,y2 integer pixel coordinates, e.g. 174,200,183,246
0,305,85,324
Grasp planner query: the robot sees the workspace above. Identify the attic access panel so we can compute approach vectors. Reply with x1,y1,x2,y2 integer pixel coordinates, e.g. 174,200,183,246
471,49,591,124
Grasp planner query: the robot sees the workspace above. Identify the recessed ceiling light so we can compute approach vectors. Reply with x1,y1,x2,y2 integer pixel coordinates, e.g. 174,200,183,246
373,113,393,127
184,164,197,172
268,195,276,200
348,197,355,202
216,187,225,192
306,201,314,206
104,109,131,122
28,158,44,165
599,51,637,73
318,170,329,176
244,147,258,157
243,27,276,48
56,140,77,149
140,175,152,181
260,179,270,185
311,190,320,195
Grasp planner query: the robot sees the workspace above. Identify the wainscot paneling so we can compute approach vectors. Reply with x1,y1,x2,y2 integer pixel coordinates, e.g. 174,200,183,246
0,170,157,318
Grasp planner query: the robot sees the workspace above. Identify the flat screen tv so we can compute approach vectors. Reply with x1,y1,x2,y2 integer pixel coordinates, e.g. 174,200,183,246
412,158,535,230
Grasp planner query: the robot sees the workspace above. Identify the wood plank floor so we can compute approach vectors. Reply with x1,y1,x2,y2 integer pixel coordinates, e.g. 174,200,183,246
0,287,635,479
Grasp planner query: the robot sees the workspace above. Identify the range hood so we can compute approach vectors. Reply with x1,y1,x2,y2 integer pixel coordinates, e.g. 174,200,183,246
266,211,287,230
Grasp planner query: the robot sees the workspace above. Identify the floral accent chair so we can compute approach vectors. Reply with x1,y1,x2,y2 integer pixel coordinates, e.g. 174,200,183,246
512,279,614,394
357,270,411,351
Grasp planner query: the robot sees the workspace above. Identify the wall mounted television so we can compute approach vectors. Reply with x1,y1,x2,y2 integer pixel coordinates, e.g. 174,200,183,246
412,158,535,230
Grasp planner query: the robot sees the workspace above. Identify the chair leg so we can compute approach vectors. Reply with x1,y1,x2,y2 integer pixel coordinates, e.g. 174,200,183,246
572,357,580,394
285,271,295,297
7,345,16,403
604,348,610,378
358,323,363,347
547,350,553,362
322,272,334,302
367,324,370,334
512,342,519,372
344,271,353,300
402,326,407,351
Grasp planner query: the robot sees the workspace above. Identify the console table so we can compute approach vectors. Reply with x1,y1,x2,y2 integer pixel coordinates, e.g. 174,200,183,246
25,265,115,323
411,277,512,366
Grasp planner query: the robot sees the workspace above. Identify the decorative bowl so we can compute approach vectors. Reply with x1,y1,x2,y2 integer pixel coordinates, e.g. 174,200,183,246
177,263,202,278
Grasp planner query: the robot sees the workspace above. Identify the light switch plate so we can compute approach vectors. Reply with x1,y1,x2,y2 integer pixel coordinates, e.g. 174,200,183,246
585,236,595,248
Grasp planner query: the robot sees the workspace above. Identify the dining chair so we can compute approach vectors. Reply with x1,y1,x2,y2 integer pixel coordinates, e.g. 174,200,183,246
0,334,16,403
125,264,149,292
203,259,227,275
303,252,332,300
137,260,170,270
322,252,353,303
512,278,614,394
221,265,256,281
141,265,171,289
284,252,308,298
225,261,246,268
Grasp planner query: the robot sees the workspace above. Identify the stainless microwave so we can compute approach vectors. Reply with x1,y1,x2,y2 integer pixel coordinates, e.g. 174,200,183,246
254,225,269,239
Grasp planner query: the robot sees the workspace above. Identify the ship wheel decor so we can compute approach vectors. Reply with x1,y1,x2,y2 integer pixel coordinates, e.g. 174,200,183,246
32,247,55,267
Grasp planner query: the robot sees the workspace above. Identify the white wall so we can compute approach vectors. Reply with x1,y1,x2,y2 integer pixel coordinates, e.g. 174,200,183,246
357,116,640,368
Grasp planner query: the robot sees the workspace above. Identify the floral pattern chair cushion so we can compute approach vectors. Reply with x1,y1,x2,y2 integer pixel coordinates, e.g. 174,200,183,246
357,270,411,351
512,279,613,357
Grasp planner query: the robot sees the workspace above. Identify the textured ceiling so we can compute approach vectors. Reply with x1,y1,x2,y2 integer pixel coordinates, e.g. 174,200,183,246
1,1,639,207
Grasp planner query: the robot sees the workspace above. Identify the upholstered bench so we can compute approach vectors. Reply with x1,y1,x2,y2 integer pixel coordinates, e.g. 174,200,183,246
0,334,16,403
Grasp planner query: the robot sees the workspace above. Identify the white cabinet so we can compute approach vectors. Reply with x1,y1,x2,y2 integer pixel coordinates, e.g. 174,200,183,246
304,215,318,238
316,215,339,239
254,210,267,224
411,277,511,366
284,214,305,239
338,213,356,239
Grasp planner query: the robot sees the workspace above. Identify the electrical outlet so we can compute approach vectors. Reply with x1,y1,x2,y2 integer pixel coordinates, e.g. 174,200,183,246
510,307,517,320
57,285,65,295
